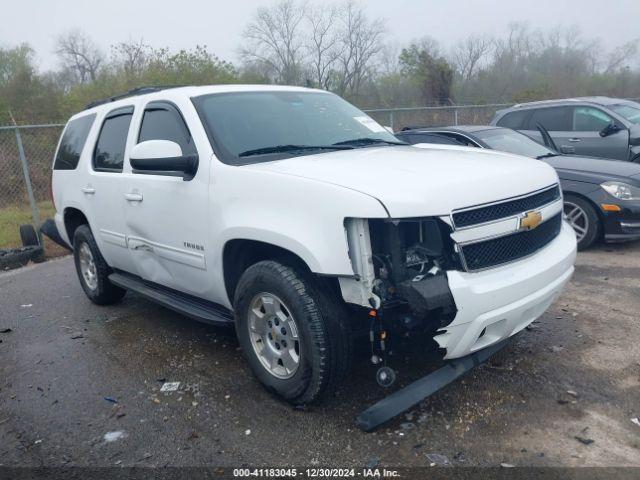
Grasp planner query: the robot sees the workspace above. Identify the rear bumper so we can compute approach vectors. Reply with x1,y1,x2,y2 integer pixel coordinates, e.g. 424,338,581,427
435,221,577,359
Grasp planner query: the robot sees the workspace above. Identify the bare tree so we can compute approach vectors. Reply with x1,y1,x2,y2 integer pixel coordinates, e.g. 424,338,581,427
334,0,385,97
452,35,493,80
604,39,639,73
55,29,103,84
241,0,306,84
305,5,342,89
111,39,151,77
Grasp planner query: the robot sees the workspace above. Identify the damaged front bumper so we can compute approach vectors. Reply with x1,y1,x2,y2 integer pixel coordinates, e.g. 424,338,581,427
436,221,576,359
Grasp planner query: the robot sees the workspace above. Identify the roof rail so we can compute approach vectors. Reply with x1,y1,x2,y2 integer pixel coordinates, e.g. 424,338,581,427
84,85,189,110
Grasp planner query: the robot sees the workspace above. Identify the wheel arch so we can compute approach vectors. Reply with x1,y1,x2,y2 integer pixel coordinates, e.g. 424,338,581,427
63,207,89,247
222,239,339,307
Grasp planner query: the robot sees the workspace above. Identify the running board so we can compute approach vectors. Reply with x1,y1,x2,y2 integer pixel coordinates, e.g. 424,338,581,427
108,272,234,326
356,338,509,432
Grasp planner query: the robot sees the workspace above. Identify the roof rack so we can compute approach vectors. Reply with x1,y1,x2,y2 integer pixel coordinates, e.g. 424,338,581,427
85,85,189,110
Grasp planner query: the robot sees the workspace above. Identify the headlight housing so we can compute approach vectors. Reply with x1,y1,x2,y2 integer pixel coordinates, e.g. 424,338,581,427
601,181,640,201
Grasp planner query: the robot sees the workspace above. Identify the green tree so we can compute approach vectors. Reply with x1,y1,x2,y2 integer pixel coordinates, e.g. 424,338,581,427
399,41,454,106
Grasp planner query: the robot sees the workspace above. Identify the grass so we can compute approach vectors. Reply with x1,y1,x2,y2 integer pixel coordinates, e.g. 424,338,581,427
0,201,69,259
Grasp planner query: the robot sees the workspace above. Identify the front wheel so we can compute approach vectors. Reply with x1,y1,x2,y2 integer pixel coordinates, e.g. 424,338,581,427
234,260,351,404
563,194,601,250
73,225,126,305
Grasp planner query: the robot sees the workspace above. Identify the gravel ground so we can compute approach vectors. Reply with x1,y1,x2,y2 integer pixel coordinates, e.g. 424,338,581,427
1,242,639,468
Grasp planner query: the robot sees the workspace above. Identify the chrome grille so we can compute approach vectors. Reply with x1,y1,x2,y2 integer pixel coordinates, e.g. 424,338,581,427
452,185,560,229
460,214,562,271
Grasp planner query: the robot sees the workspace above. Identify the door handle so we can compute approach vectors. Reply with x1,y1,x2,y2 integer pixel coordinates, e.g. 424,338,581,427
124,192,143,202
81,187,95,195
132,243,153,252
568,138,581,142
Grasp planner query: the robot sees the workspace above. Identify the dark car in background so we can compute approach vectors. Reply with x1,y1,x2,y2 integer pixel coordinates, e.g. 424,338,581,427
397,125,640,250
490,97,640,162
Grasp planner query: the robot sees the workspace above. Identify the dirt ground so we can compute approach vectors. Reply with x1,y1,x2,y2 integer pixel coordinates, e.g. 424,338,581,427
0,241,639,468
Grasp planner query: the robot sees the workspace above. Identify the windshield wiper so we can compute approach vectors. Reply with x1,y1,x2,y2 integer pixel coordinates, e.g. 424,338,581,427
332,137,407,147
239,144,353,157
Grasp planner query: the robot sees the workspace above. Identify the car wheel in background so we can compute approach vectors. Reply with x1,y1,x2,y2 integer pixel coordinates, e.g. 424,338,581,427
72,225,126,305
563,194,601,250
234,260,351,405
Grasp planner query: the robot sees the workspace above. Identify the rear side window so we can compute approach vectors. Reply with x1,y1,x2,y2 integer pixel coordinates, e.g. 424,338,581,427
93,107,134,172
527,107,572,131
53,114,96,170
496,110,529,129
138,102,197,156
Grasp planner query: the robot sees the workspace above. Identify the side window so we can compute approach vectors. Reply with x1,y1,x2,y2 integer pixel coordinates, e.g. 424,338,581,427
93,107,134,172
528,107,572,131
53,114,96,170
137,103,196,156
573,107,614,131
496,110,529,130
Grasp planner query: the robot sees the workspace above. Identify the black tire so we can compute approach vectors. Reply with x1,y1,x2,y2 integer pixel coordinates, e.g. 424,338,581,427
234,260,351,405
73,225,126,305
563,194,601,250
20,224,39,246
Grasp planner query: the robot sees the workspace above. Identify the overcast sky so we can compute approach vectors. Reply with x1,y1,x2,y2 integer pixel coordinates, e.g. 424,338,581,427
2,0,639,71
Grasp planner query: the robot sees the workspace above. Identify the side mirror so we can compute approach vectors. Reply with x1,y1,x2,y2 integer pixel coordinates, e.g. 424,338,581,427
600,122,622,137
130,140,198,180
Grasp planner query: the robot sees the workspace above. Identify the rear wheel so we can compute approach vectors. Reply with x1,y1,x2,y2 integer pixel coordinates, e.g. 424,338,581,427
234,260,351,404
563,194,600,250
73,225,126,305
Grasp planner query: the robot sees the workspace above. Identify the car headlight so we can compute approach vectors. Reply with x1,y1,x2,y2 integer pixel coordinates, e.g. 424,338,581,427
601,181,640,200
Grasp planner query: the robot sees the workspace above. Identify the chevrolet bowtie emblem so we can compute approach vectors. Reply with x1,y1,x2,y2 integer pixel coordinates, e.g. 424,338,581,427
520,210,543,230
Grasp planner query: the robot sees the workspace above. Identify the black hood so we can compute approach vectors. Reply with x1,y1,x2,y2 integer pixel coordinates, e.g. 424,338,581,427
544,154,640,185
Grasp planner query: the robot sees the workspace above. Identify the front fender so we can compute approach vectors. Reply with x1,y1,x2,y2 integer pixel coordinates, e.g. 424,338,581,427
212,162,389,276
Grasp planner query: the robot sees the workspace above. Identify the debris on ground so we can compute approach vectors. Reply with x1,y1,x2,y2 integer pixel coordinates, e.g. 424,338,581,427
426,453,449,466
400,422,415,430
103,396,118,404
366,457,380,468
160,382,180,392
104,431,127,442
244,429,251,435
500,463,515,468
0,328,12,333
187,431,199,440
549,346,564,353
20,304,33,308
70,332,84,339
631,418,640,427
567,390,578,397
574,436,594,445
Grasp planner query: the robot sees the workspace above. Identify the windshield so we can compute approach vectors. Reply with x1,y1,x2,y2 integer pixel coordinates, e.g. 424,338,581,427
192,91,401,164
610,103,640,125
475,128,555,159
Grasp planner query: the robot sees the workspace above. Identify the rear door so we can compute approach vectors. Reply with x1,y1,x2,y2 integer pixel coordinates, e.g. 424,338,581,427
82,106,134,272
570,106,629,160
121,100,213,297
521,106,574,152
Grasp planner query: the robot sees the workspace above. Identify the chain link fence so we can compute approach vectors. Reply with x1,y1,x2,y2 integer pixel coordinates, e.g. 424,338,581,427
0,124,64,251
363,103,513,131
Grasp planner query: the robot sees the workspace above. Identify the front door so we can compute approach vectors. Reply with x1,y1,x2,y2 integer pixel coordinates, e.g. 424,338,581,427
569,106,629,160
121,100,213,298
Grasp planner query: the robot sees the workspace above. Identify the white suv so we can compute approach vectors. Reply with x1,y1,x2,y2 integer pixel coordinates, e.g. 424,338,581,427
51,85,577,404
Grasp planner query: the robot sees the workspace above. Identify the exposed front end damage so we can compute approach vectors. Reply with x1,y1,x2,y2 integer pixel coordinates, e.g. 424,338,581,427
341,184,577,362
341,216,460,359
